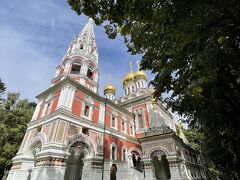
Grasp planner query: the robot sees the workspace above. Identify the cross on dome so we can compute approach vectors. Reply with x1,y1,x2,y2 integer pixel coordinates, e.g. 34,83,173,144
129,61,133,72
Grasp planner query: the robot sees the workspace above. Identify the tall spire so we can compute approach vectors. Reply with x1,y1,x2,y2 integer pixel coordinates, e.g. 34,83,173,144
53,18,99,93
65,18,98,63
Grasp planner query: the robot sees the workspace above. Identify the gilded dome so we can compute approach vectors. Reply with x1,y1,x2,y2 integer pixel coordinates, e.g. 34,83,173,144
104,83,116,95
122,72,134,86
134,70,147,80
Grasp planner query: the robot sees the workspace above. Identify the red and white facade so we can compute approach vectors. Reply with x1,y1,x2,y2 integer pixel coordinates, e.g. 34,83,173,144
7,19,206,180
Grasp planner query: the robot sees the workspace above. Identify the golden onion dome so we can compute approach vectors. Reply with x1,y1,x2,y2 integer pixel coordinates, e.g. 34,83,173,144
104,83,116,95
134,70,147,80
122,72,134,86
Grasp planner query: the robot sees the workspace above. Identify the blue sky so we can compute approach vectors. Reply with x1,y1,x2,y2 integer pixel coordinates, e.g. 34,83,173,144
0,0,154,102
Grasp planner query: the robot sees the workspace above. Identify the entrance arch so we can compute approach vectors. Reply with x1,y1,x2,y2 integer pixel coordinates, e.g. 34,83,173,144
150,150,171,180
64,141,89,180
65,134,96,157
64,134,96,180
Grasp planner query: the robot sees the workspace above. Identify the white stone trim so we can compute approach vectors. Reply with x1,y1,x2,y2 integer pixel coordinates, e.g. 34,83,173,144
98,102,105,124
31,100,42,120
128,147,142,158
57,84,76,110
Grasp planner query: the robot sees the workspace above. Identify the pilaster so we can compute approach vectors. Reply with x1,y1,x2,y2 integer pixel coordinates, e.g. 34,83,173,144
142,159,155,180
167,156,185,180
81,157,103,180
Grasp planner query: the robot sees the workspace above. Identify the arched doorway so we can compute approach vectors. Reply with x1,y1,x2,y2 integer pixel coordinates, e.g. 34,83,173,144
110,164,117,180
24,140,42,179
64,141,89,180
151,150,171,180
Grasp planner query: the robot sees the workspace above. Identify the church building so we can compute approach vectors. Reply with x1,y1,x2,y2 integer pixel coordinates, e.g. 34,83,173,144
7,19,206,180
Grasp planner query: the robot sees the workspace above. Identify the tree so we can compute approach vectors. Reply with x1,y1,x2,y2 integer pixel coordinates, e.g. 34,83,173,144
0,79,6,104
0,79,36,178
68,0,240,178
183,127,222,179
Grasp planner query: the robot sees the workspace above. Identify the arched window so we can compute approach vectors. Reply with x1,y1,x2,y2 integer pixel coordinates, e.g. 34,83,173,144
111,143,117,160
82,96,94,119
84,105,90,116
121,117,127,133
122,146,127,161
138,114,144,129
87,68,94,80
111,112,118,129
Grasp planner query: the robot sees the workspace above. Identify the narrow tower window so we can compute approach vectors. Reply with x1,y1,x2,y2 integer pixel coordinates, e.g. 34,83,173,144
87,68,93,80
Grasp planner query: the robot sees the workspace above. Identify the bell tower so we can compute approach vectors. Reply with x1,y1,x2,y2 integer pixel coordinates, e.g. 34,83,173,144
52,18,99,93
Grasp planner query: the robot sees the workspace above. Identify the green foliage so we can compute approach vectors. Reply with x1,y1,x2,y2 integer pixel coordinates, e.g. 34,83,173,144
68,0,240,178
0,79,36,178
182,127,204,152
0,78,6,104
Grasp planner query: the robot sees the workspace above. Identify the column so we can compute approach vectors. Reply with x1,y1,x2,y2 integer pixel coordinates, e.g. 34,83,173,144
167,156,184,180
142,159,155,180
31,100,42,120
64,61,71,74
81,157,103,180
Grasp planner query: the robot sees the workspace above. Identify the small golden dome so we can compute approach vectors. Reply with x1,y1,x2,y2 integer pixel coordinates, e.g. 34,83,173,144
104,83,116,95
122,72,134,86
134,70,147,80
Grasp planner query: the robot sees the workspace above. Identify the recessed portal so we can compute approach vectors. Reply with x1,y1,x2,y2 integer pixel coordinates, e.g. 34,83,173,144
151,151,171,180
64,141,89,180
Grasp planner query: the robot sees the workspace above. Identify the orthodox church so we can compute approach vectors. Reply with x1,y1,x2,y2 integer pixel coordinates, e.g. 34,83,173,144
7,19,206,180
